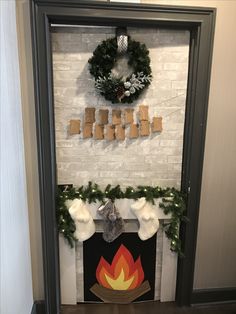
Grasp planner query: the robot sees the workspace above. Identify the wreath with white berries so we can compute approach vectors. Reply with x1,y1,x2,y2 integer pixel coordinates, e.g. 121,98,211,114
88,37,152,104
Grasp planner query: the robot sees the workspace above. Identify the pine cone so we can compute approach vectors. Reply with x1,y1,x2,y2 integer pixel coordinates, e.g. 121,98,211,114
116,85,125,102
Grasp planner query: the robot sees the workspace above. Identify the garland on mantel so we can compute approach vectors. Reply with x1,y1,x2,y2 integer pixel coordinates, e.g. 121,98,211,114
57,182,188,256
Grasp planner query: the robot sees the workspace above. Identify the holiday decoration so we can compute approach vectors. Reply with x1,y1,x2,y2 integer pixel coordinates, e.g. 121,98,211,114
98,200,125,243
124,108,134,124
88,36,152,104
129,123,139,139
90,244,150,303
105,124,115,141
67,198,95,242
85,107,96,123
94,124,104,140
131,197,159,241
139,105,149,121
69,119,81,135
56,182,187,255
116,125,125,141
152,116,163,133
99,109,109,125
71,107,163,141
83,123,93,138
112,109,122,125
140,120,150,137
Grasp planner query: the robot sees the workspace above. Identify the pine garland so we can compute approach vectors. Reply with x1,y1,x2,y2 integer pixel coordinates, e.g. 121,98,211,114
88,37,152,104
57,182,187,257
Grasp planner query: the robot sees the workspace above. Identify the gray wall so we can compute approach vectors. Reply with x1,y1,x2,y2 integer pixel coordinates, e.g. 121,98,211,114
16,0,236,300
0,1,33,313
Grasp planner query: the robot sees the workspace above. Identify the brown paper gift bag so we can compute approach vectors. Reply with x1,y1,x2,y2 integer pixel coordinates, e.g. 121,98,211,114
69,119,81,135
83,123,93,138
85,107,96,123
124,108,134,124
94,124,104,140
112,109,122,125
139,105,149,121
105,124,115,141
129,124,139,139
116,125,125,141
140,120,150,137
152,117,163,132
99,109,109,125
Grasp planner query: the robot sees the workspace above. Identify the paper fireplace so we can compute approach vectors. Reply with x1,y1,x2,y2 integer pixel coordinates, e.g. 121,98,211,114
84,234,156,303
59,199,178,304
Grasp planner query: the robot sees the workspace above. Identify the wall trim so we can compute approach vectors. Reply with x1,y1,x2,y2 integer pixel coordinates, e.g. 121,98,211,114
31,301,46,314
191,288,236,305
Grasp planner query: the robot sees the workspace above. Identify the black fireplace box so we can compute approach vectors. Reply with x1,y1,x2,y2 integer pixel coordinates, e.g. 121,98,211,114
83,232,157,303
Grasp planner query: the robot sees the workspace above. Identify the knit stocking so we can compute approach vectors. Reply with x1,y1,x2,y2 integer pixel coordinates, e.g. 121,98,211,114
131,197,159,241
67,198,95,242
98,200,125,242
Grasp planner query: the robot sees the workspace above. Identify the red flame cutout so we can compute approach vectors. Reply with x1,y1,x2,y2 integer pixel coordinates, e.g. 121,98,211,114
96,244,144,290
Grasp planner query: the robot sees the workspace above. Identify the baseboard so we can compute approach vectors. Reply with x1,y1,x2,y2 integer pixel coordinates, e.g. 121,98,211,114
191,288,236,305
31,301,46,314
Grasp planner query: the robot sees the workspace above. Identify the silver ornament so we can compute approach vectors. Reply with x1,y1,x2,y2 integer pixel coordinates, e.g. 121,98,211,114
124,81,131,89
130,86,136,94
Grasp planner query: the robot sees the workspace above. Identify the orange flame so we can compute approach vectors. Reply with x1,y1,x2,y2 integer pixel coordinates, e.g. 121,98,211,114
96,244,144,290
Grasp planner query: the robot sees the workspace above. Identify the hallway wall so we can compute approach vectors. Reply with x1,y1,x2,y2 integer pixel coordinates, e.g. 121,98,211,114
0,1,33,313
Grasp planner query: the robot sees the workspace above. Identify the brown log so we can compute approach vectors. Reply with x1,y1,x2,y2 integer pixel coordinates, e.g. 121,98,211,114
69,119,80,135
139,105,149,121
152,117,163,132
99,109,109,125
112,109,122,125
85,107,96,123
90,281,151,304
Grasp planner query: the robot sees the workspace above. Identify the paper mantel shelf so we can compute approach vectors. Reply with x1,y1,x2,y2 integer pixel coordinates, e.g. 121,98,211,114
84,198,171,220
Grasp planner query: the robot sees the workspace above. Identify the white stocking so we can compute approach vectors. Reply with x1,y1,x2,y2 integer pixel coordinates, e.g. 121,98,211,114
131,197,159,241
67,199,95,242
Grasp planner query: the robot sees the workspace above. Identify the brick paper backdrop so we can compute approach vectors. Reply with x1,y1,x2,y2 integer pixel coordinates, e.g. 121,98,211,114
52,26,189,188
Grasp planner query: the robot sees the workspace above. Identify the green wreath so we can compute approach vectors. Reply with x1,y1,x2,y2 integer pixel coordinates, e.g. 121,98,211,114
88,37,152,104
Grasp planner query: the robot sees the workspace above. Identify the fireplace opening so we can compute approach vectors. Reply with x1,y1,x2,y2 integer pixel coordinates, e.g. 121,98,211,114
83,233,156,303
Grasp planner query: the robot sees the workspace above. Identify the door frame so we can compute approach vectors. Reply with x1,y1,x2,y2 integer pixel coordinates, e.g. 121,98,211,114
30,1,216,313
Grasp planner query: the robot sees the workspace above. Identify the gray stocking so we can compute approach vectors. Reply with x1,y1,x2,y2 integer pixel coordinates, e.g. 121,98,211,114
97,200,124,242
